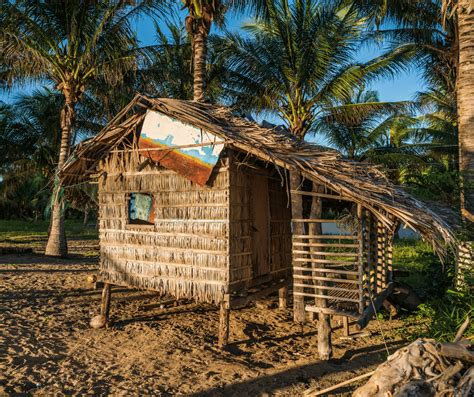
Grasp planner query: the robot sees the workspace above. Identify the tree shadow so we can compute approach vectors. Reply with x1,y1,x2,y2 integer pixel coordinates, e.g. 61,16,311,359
0,268,97,274
189,341,405,397
0,253,98,265
228,327,317,348
111,303,217,329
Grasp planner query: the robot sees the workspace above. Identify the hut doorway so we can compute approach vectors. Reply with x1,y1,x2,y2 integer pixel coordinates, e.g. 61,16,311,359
250,173,270,278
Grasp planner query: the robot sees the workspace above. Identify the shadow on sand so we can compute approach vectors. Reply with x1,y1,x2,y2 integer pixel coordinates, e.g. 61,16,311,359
189,340,404,397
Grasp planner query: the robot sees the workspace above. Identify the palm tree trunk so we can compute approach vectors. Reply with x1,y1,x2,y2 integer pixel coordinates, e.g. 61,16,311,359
457,1,474,223
193,27,207,102
45,97,76,257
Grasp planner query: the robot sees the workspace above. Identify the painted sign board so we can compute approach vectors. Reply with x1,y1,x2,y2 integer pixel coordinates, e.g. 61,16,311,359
138,110,224,185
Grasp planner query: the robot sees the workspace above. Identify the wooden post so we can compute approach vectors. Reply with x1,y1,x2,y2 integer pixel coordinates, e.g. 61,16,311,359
290,171,306,323
309,183,332,359
357,204,365,314
342,316,350,337
370,217,377,296
376,221,384,292
100,283,111,321
318,314,332,359
218,294,230,348
278,285,288,309
382,226,388,289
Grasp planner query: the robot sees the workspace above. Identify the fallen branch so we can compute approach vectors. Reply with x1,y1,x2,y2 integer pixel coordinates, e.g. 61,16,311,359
303,370,375,396
438,342,474,364
454,316,471,342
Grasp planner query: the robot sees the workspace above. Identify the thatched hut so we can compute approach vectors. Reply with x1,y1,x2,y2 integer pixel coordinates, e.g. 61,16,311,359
62,94,454,352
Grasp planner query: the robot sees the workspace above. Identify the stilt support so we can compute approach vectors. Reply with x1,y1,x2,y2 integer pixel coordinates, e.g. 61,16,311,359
218,294,230,348
90,282,112,329
100,282,111,321
278,285,288,309
318,314,332,360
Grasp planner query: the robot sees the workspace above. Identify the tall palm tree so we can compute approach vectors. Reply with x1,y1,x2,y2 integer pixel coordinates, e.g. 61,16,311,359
181,0,267,102
320,89,413,160
1,1,157,256
139,19,225,101
363,84,459,189
451,0,474,223
352,0,473,222
0,88,100,220
215,0,415,139
414,85,458,169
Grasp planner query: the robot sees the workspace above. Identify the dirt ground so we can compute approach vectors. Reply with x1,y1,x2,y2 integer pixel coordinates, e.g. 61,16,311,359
0,238,409,396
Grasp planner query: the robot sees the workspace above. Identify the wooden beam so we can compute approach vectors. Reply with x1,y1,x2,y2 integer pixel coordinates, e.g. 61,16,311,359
305,305,359,319
109,140,226,154
230,279,289,309
303,370,375,396
294,274,359,284
293,267,358,275
357,203,365,314
357,282,394,329
293,242,358,248
289,190,353,201
292,219,340,223
294,292,360,303
293,234,355,240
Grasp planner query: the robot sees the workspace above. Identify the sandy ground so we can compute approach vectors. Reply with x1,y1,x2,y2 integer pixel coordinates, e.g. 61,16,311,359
0,238,408,396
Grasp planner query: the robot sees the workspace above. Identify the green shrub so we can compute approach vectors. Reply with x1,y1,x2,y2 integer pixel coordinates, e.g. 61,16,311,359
407,289,473,342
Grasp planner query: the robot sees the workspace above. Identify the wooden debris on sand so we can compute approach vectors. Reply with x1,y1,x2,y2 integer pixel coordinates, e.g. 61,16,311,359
353,338,473,396
305,317,473,396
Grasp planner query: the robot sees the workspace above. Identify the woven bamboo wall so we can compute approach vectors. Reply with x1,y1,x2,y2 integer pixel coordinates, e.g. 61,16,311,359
228,152,292,290
97,150,230,304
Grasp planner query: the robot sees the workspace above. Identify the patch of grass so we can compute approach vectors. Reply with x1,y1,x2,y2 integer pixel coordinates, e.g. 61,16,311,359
0,219,98,243
402,289,473,342
393,239,453,299
392,239,472,342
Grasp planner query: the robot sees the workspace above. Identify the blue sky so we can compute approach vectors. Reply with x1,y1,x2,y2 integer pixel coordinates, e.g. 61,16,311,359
2,9,426,105
136,10,426,103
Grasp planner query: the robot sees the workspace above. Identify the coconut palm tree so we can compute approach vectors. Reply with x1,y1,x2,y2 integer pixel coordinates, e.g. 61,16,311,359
181,0,268,102
139,18,225,101
215,0,415,139
451,0,474,223
0,88,100,220
363,83,459,191
1,1,158,256
319,90,413,160
352,0,473,222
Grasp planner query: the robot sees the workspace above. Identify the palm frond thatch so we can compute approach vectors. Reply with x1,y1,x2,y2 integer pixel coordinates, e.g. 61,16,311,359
61,94,456,258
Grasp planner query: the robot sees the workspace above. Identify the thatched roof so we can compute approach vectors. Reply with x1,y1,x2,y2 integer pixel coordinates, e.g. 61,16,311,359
62,94,455,256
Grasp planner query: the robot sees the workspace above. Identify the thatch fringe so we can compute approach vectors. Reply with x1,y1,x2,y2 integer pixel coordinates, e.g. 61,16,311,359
100,266,226,303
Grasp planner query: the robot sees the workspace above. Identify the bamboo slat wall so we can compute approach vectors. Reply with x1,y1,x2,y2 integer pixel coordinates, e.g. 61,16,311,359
291,187,394,320
97,150,231,304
